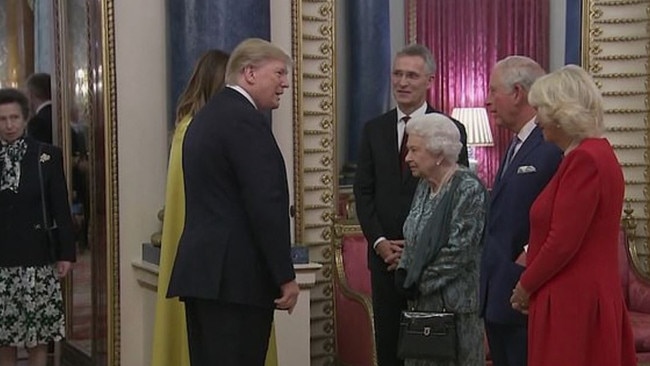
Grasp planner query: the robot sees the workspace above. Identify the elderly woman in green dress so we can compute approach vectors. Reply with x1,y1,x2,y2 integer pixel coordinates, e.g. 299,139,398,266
397,113,488,366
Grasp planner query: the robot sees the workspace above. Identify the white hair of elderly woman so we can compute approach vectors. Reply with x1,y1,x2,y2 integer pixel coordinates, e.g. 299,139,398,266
406,113,462,163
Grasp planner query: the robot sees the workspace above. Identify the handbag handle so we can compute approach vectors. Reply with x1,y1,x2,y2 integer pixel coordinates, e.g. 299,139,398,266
410,292,449,313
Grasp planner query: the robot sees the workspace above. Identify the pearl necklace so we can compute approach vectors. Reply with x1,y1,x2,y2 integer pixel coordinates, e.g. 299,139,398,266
429,165,457,200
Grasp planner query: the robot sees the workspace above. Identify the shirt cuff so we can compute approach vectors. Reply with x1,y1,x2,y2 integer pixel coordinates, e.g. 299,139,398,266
373,236,387,250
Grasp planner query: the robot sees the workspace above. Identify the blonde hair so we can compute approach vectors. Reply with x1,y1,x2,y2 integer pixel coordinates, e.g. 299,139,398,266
175,49,230,124
528,65,604,139
225,38,292,85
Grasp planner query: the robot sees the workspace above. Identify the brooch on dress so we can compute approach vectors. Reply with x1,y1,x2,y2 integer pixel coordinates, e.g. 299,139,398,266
39,153,51,163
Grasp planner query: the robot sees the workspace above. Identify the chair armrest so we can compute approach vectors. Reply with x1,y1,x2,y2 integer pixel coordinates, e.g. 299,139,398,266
333,222,377,366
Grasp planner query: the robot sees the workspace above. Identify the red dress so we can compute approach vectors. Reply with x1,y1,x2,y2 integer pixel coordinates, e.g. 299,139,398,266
520,138,637,366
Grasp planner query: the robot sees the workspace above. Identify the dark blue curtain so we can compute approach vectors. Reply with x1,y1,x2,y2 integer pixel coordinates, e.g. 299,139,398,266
346,0,391,162
565,0,582,65
167,0,270,127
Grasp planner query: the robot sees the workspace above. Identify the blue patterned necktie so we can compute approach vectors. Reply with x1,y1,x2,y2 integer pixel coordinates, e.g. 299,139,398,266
501,136,520,177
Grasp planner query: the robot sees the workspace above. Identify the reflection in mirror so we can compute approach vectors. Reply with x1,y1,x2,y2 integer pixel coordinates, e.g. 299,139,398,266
0,1,33,88
0,0,124,364
2,0,97,362
60,0,93,357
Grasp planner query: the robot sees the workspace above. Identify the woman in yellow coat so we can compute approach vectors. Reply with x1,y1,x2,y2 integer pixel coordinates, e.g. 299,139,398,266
152,50,231,366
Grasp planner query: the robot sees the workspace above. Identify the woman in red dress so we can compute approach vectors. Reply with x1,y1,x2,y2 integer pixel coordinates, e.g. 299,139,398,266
510,65,637,366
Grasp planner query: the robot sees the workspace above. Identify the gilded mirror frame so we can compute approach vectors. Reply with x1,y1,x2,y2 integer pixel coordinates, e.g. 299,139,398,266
52,0,119,364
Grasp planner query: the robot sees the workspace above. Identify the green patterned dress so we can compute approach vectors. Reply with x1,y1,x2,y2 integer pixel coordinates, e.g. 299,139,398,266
400,167,488,366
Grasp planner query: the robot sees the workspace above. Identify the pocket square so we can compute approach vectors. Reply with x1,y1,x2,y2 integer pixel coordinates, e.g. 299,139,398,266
517,165,537,174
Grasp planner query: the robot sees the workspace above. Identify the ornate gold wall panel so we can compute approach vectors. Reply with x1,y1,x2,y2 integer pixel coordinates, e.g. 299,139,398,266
582,0,650,269
292,1,337,364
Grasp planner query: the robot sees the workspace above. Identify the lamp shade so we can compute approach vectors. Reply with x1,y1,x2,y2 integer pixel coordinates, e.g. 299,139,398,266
451,107,494,147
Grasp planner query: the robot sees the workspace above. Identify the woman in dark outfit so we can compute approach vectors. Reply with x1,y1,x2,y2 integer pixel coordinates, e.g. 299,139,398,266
0,88,75,366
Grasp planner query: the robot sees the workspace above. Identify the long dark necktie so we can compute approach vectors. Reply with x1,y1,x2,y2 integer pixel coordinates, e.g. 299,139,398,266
399,116,411,170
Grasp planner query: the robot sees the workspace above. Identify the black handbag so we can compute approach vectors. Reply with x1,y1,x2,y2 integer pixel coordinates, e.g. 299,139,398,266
397,300,457,361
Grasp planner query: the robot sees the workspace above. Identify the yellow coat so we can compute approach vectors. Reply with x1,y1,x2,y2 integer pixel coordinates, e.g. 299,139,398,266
151,115,277,366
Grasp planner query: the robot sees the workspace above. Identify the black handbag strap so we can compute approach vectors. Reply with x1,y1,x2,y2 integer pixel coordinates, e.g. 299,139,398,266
37,144,48,226
37,144,60,263
37,144,56,234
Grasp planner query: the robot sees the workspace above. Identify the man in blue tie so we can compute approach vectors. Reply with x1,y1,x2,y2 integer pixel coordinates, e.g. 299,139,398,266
480,56,562,366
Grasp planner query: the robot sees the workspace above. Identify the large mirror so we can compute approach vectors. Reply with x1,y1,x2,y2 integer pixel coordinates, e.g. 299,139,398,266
0,0,119,365
52,1,119,365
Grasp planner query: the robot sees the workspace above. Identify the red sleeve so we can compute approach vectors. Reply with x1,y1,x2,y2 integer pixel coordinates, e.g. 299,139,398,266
520,150,599,294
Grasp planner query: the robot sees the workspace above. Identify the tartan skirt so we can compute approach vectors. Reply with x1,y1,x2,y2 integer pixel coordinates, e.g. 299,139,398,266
0,265,65,347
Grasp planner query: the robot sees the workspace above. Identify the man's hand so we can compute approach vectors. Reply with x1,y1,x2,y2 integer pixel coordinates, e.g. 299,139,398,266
56,261,72,278
275,280,300,314
375,239,404,271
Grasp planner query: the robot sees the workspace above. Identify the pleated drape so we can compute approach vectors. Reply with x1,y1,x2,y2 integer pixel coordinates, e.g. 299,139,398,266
346,0,391,162
415,0,549,187
167,0,270,129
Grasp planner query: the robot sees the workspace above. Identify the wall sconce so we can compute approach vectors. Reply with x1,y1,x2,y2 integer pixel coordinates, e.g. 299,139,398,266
451,107,494,170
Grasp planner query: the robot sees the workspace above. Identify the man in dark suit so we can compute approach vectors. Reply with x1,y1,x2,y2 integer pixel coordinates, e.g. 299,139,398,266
354,44,468,366
480,56,562,366
167,38,299,366
26,73,53,144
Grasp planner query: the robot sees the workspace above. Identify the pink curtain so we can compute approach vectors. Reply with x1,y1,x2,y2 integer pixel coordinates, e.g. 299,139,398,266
412,0,549,187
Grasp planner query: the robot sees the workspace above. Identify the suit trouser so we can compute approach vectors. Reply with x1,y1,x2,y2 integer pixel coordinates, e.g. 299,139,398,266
183,297,273,366
371,265,407,366
485,321,527,366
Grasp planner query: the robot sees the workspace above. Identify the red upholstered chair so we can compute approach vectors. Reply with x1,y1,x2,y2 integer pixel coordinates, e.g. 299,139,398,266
619,212,650,362
331,219,493,366
333,221,377,366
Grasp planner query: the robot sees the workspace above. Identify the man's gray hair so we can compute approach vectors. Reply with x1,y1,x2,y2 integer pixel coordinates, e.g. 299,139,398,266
406,113,462,162
396,44,437,75
494,55,545,92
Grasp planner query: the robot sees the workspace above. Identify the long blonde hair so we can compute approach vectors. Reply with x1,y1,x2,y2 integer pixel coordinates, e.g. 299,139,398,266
175,49,230,124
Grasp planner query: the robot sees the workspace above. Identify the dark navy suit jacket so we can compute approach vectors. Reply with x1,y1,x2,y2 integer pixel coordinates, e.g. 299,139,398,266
479,126,562,324
28,104,53,144
167,88,295,308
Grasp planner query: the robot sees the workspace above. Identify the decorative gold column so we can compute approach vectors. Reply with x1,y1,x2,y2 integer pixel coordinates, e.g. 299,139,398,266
582,0,650,270
292,1,337,365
